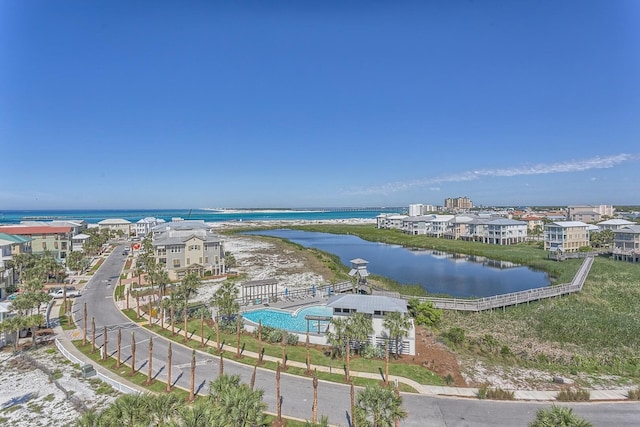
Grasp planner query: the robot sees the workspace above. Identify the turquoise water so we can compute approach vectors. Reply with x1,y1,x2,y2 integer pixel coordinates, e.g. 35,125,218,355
243,305,333,333
0,207,404,225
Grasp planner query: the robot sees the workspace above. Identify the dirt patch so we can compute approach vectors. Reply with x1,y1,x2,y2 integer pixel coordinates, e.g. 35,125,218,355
389,325,467,387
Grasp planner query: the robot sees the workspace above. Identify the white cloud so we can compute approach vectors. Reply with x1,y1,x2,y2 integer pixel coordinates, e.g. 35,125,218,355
345,153,638,196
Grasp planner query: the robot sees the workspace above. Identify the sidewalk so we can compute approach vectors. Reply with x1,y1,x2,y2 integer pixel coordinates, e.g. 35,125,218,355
53,297,632,402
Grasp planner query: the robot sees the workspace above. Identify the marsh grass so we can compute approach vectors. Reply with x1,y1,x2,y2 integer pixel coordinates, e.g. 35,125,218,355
556,387,590,401
476,384,515,400
439,257,640,378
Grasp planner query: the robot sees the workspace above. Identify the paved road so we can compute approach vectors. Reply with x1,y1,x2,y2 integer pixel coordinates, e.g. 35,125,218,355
72,245,640,426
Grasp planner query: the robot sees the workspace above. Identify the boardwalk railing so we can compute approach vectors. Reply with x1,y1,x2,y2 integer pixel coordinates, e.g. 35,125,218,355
405,257,594,312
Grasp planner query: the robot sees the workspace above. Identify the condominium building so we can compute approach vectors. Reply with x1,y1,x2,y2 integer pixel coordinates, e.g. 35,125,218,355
151,221,226,281
0,226,72,261
567,205,615,222
97,218,132,236
444,196,473,210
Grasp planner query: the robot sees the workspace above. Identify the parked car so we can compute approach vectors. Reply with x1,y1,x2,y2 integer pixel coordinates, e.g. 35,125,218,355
50,286,81,298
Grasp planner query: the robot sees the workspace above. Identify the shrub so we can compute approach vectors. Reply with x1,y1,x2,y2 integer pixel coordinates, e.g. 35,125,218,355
286,332,299,346
529,405,593,427
627,387,640,400
442,327,465,346
476,384,514,400
360,343,386,359
556,387,590,402
268,329,284,344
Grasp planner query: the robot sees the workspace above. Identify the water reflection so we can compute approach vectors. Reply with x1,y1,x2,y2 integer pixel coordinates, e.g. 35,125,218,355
244,229,550,298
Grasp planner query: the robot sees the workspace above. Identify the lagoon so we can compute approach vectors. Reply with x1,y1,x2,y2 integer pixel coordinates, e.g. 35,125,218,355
245,229,550,298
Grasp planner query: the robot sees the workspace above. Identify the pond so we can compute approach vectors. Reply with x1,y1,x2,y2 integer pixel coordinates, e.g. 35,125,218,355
244,229,550,298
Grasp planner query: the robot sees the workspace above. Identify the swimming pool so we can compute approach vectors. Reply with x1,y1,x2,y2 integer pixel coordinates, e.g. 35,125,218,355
243,305,333,333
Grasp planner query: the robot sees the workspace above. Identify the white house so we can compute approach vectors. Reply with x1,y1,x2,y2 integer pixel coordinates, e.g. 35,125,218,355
326,294,416,356
135,217,166,238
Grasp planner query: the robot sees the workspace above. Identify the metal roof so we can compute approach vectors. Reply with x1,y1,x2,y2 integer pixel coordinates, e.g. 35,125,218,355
326,294,407,314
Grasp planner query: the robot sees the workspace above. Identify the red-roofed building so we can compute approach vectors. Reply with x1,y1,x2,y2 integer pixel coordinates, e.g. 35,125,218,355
0,226,72,261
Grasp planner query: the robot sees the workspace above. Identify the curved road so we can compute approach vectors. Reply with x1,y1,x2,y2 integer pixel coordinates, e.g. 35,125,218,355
72,245,640,426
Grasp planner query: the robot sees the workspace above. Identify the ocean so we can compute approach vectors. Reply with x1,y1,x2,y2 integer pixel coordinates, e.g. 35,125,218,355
0,208,405,225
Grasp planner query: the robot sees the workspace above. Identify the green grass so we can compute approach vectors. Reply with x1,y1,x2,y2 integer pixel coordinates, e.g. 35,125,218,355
73,340,190,397
114,284,125,301
231,224,640,382
58,302,76,330
144,320,440,390
439,257,640,377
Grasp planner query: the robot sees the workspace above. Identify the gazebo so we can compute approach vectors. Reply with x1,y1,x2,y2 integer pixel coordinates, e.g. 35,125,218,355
241,279,278,305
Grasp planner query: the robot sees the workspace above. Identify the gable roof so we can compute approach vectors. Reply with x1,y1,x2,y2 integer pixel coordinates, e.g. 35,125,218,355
97,218,132,225
0,233,32,244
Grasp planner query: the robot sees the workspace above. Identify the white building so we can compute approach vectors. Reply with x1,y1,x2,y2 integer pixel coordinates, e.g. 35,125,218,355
134,217,166,238
326,294,415,356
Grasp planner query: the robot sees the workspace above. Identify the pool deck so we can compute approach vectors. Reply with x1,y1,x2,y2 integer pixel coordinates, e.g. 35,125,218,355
242,293,330,312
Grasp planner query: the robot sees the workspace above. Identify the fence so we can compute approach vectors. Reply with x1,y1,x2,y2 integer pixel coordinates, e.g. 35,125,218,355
406,256,594,312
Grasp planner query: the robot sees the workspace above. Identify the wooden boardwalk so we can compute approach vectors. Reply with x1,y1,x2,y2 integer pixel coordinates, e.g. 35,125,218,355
408,256,594,311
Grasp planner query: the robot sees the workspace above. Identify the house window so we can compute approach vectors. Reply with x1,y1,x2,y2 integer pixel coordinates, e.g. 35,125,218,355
42,242,47,249
173,259,180,268
186,258,190,265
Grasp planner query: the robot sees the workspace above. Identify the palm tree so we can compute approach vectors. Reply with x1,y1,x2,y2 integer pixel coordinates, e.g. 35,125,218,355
166,342,173,392
326,317,348,358
25,313,45,348
147,393,183,426
189,349,196,401
210,280,240,321
0,316,27,353
116,327,122,368
208,374,266,427
155,269,171,298
354,383,408,427
146,335,153,385
383,311,412,359
179,273,201,340
176,399,214,427
347,312,374,355
100,393,152,426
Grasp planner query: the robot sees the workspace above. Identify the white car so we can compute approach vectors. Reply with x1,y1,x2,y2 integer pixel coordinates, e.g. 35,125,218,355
50,287,81,299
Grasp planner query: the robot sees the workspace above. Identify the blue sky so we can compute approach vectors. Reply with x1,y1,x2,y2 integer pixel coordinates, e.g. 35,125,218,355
2,1,639,210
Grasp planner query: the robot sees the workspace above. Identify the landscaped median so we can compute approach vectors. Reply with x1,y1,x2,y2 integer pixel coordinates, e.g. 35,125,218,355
125,307,434,392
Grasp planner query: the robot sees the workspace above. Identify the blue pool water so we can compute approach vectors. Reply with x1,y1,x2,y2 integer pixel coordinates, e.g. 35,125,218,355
243,305,333,333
